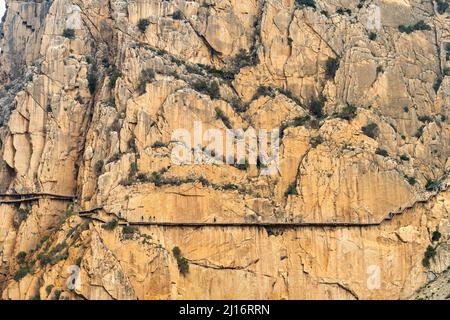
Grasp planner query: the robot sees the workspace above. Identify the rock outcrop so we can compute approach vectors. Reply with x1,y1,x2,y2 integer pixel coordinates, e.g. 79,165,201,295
0,0,448,300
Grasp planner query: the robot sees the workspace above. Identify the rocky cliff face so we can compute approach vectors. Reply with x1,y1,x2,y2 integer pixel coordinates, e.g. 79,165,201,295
0,0,449,300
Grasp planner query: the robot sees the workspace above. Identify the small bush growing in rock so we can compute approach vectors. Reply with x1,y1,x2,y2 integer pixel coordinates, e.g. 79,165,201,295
129,162,138,179
310,135,324,148
94,160,104,176
285,182,299,197
16,206,31,223
136,173,149,182
446,43,450,55
177,257,189,275
46,285,54,296
50,241,68,256
229,98,248,113
292,115,311,127
433,76,442,93
234,160,249,171
53,290,62,300
422,245,436,268
309,95,326,118
185,64,203,75
436,0,449,14
106,153,121,165
31,294,41,300
398,21,431,34
102,219,118,231
152,141,166,148
147,171,164,187
197,176,211,187
193,80,220,99
336,7,352,15
16,252,27,265
432,230,442,242
137,19,150,33
325,58,340,79
415,126,425,139
14,266,32,281
336,104,357,120
418,115,433,123
400,154,410,161
405,176,417,186
137,68,155,94
253,86,276,100
119,178,133,187
425,179,439,191
295,0,316,9
37,253,51,266
222,183,240,191
192,79,207,92
88,71,97,94
122,226,138,239
107,65,122,88
172,247,189,276
376,65,384,75
362,123,379,139
368,32,377,41
62,28,75,39
128,138,137,152
215,107,232,129
207,81,220,99
375,148,389,157
278,88,303,106
265,227,284,237
109,118,121,133
231,49,257,72
279,122,290,140
51,251,69,265
172,10,183,20
196,63,235,80
172,246,181,257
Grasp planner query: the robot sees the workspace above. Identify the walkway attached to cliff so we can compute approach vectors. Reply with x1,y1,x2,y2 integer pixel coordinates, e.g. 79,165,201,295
118,220,381,228
76,181,448,229
76,206,384,228
0,193,76,204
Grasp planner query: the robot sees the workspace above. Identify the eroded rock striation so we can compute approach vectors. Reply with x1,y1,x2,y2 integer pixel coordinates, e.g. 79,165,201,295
0,0,449,300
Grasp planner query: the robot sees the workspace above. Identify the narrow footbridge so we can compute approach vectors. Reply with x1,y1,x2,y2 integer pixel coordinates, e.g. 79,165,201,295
119,220,381,228
75,182,448,229
0,193,76,204
76,206,384,228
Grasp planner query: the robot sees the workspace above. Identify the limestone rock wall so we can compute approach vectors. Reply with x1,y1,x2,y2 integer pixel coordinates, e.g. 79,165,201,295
0,0,448,300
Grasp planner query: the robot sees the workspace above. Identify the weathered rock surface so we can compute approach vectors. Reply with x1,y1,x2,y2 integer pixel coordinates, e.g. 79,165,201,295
0,0,449,300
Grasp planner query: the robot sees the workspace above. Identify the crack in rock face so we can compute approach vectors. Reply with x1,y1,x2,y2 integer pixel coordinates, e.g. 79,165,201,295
0,0,449,300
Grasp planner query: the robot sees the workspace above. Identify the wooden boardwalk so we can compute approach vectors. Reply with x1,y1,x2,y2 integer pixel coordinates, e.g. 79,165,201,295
0,193,76,204
116,220,381,228
76,184,448,229
2,179,445,229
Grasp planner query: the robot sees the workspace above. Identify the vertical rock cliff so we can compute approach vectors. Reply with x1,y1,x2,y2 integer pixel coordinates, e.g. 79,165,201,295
0,0,449,300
